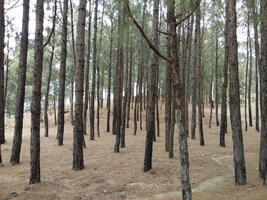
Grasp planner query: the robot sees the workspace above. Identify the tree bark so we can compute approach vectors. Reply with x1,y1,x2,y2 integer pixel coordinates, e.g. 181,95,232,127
228,0,247,185
0,0,5,147
83,0,92,136
220,0,229,147
106,12,114,133
57,0,68,145
10,0,30,164
72,0,87,170
113,2,125,153
144,0,159,172
259,0,267,185
29,0,44,184
44,35,55,138
252,0,260,132
89,0,98,141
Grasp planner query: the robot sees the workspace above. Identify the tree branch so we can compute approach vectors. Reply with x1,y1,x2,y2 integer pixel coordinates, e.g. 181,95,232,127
175,0,201,26
43,0,57,49
126,3,171,63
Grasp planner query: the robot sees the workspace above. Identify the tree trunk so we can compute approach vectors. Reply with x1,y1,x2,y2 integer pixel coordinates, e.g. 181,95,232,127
144,0,159,172
29,0,44,184
191,12,198,140
228,0,247,185
220,0,229,147
10,0,30,164
245,13,249,132
96,2,105,138
252,0,260,132
83,0,92,136
44,35,55,138
248,10,253,127
259,0,267,185
0,0,5,148
72,0,87,170
113,2,125,153
70,0,76,125
89,0,98,141
57,0,68,145
106,13,114,133
215,26,220,127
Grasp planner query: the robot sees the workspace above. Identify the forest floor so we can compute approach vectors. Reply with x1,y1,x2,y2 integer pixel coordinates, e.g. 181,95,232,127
0,105,267,200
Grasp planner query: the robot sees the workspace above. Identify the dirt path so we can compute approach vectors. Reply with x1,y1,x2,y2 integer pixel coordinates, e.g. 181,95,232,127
0,108,266,200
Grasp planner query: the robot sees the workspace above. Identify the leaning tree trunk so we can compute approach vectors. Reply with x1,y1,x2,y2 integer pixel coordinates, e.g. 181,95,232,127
10,0,30,165
29,0,44,184
73,0,87,171
228,0,247,185
259,0,267,185
0,0,5,163
144,0,159,172
57,0,68,145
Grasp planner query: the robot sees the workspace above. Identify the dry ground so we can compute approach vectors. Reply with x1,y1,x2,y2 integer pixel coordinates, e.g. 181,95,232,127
0,105,267,200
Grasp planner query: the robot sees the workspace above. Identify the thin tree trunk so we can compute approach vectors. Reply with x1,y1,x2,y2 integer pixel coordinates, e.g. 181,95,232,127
228,0,247,185
29,0,44,184
72,0,87,170
9,0,30,164
89,0,98,141
252,0,260,132
106,13,114,133
57,0,68,145
245,12,250,132
248,10,253,127
215,26,220,127
191,12,198,140
44,35,55,138
0,0,5,149
83,0,92,136
70,0,76,125
96,2,105,138
220,0,229,147
120,24,129,148
113,2,125,153
259,0,267,184
144,0,159,171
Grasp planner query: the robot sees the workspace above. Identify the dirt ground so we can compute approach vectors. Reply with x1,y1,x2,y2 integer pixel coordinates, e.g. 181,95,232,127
0,106,267,200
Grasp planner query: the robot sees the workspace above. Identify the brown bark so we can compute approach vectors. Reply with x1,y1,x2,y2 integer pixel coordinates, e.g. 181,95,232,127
72,0,87,170
144,0,159,172
89,0,98,141
106,12,114,133
29,0,44,184
113,2,125,153
44,35,55,138
10,0,30,164
83,0,92,136
57,0,68,146
220,0,229,147
215,26,220,127
0,0,5,146
228,0,247,185
252,0,260,132
259,0,267,185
